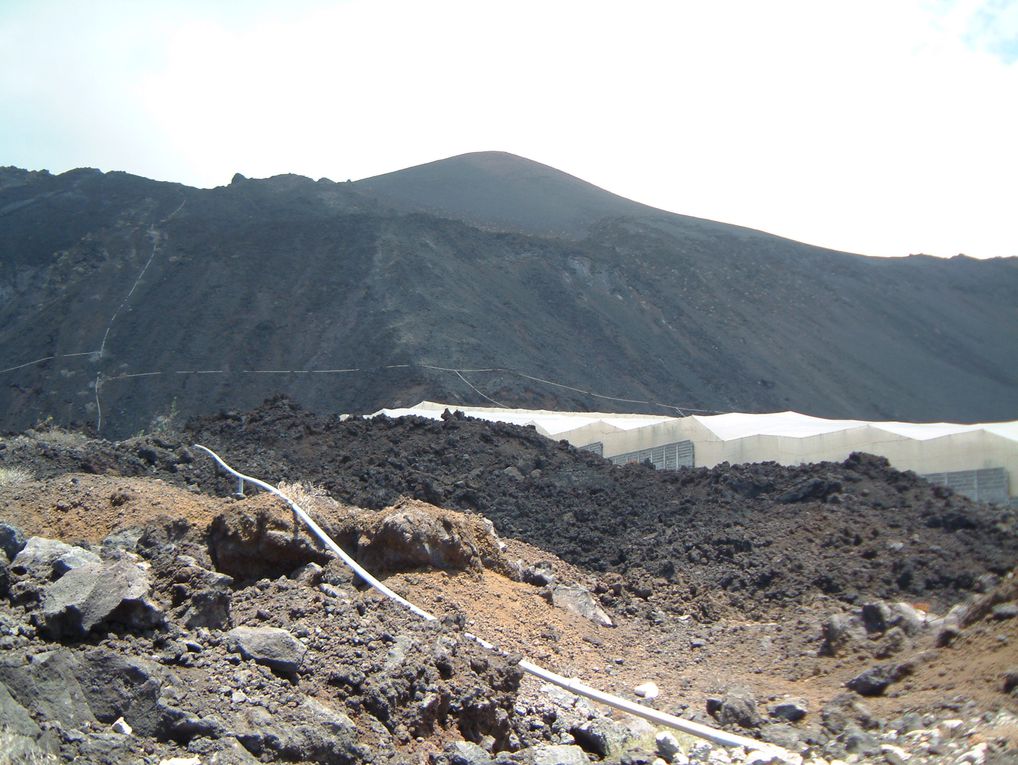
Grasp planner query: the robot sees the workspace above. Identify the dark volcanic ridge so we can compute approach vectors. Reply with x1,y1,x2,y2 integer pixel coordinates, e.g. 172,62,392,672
1,154,1017,438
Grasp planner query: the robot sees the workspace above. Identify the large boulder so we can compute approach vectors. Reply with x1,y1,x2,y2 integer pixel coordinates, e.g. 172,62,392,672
35,558,164,640
0,680,42,739
77,649,170,737
232,698,364,764
0,649,97,729
9,538,101,606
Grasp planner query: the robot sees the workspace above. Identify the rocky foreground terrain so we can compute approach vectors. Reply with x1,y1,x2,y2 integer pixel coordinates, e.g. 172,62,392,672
0,400,1016,764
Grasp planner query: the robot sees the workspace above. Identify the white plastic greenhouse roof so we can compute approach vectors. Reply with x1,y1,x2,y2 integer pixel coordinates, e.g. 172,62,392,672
374,401,1018,443
372,401,674,437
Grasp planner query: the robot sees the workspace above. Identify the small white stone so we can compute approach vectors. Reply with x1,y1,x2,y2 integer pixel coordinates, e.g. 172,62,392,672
635,681,660,699
957,742,988,765
111,716,132,735
653,759,670,765
880,743,910,765
938,718,964,736
231,689,248,704
157,759,202,765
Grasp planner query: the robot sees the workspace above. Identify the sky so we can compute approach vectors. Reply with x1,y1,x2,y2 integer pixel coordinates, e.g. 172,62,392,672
1,0,1016,259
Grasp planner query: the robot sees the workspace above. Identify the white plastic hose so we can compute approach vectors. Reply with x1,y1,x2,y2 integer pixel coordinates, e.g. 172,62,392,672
194,444,787,756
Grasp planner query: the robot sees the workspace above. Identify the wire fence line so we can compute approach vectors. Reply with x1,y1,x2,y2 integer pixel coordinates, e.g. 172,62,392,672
0,352,724,431
94,361,723,415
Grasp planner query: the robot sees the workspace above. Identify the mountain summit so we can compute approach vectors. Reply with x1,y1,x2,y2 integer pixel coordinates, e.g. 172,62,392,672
0,156,1015,436
356,151,661,238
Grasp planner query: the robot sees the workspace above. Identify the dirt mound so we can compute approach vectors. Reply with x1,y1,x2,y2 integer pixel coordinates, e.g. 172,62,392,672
206,493,516,583
182,398,1017,618
0,472,229,542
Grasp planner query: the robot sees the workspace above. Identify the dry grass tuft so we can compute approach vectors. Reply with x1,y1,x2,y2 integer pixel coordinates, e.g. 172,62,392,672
0,466,34,487
276,481,336,515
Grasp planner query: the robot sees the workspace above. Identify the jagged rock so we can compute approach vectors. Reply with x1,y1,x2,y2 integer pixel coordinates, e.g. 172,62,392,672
10,536,100,581
35,558,164,640
0,522,26,561
232,697,363,763
446,740,495,765
1003,667,1018,694
846,663,907,697
545,585,614,627
527,744,590,765
0,648,96,728
0,727,57,764
77,648,170,737
888,602,926,635
839,724,880,755
521,561,556,586
293,561,325,586
744,751,791,765
200,737,262,765
102,527,145,554
769,698,808,722
716,686,762,729
880,743,909,765
655,731,681,759
758,722,801,751
167,555,233,630
0,679,41,738
226,626,306,675
862,602,891,633
570,717,631,757
0,556,8,598
820,612,865,656
820,693,881,735
111,716,133,735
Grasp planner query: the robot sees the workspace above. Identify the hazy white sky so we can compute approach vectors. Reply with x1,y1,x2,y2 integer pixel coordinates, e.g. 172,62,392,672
1,0,1016,258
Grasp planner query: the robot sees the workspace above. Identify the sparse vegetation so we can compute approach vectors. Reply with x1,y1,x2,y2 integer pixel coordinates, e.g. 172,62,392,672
277,480,336,514
0,465,33,487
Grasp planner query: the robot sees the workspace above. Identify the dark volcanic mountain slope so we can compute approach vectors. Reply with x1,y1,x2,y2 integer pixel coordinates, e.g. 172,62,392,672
356,151,664,238
0,158,1015,438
